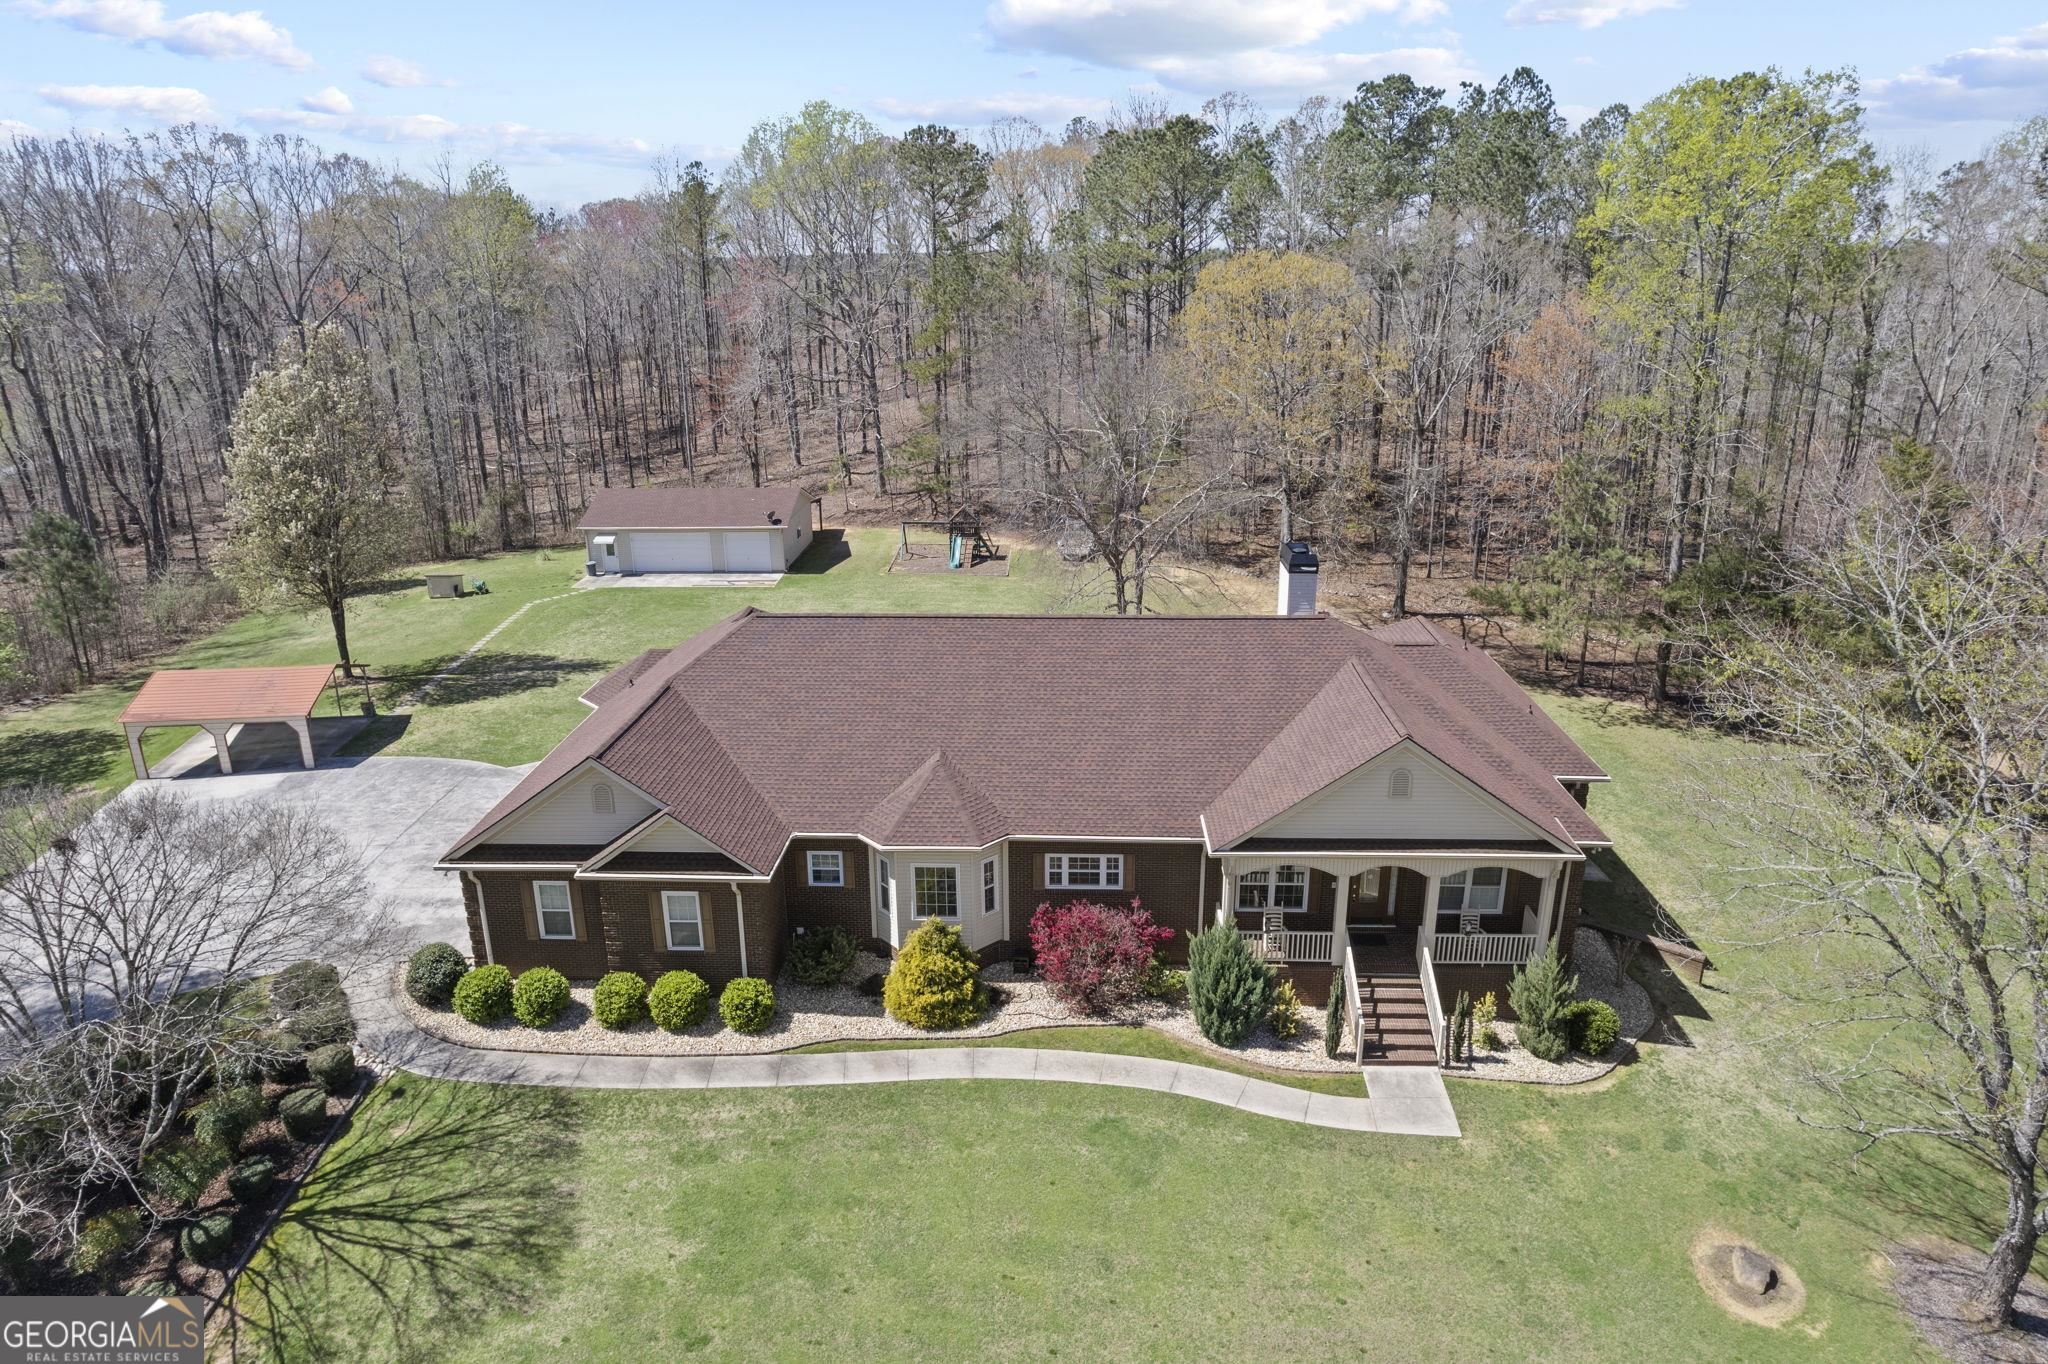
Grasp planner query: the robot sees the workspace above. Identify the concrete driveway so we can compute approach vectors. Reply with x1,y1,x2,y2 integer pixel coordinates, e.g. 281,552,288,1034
135,754,526,953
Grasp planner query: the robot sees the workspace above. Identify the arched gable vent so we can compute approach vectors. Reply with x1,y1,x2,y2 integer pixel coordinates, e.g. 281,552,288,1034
591,781,616,815
1387,768,1412,800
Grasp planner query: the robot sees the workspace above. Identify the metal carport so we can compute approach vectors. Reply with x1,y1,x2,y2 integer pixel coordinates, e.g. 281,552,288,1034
118,664,338,780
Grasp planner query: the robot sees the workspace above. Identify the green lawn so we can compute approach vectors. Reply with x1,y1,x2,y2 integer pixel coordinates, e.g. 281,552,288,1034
231,695,1975,1362
0,528,1221,788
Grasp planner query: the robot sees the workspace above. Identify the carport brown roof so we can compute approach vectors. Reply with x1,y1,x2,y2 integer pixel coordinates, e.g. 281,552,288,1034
577,485,804,531
119,664,335,725
447,611,1609,873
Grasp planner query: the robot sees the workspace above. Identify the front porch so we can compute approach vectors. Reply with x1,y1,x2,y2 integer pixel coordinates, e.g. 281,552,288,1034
1219,848,1578,1067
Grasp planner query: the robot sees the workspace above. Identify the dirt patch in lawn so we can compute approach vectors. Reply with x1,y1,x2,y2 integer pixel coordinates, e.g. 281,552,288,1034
1889,1237,2048,1363
1690,1227,1807,1328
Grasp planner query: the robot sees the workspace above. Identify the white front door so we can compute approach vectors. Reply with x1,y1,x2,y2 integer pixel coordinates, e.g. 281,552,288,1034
596,538,620,573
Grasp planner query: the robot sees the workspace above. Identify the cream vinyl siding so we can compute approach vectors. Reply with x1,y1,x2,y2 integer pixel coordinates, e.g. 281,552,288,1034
1255,743,1533,843
494,766,655,845
779,507,812,564
875,847,1006,953
611,817,726,856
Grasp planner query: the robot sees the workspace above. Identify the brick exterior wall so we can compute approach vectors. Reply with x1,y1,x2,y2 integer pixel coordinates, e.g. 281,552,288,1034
1429,861,1587,1022
782,837,880,950
463,870,787,989
1005,840,1210,963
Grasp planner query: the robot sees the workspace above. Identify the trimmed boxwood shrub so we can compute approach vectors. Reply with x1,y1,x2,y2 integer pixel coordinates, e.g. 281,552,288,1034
648,970,710,1031
592,972,649,1030
258,1032,306,1082
787,926,857,987
289,1000,355,1047
278,1087,329,1142
405,942,469,1007
70,1207,142,1278
193,1084,265,1152
179,1213,234,1266
511,966,571,1027
270,960,341,1015
226,1156,276,1203
1563,998,1622,1056
142,1139,230,1207
306,1044,356,1094
883,920,985,1030
1187,924,1274,1047
452,964,513,1024
719,978,776,1033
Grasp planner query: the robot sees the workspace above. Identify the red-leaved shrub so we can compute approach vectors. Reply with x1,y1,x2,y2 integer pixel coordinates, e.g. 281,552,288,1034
1028,898,1176,1015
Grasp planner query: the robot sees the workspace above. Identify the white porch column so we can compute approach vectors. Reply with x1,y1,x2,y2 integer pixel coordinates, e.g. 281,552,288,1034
1419,871,1441,957
1535,866,1561,948
124,723,149,781
1329,872,1349,965
290,716,316,769
204,723,235,774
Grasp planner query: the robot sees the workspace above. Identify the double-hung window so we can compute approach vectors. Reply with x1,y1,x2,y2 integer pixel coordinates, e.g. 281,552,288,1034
981,857,998,915
1045,853,1123,890
913,865,960,918
807,850,844,887
1237,866,1307,912
1436,867,1506,919
662,890,704,951
535,881,575,939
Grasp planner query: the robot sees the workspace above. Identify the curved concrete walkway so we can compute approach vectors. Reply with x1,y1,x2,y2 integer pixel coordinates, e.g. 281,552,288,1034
353,976,1460,1137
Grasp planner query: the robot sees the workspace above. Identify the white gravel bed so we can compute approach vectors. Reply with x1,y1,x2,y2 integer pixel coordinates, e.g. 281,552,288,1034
1444,926,1655,1085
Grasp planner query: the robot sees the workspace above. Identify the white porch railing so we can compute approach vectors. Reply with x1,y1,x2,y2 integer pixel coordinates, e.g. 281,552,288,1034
1417,942,1447,1064
1239,929,1335,963
1431,932,1541,967
1342,940,1363,1060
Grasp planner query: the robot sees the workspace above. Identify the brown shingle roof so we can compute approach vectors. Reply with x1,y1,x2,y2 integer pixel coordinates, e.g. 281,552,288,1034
577,485,803,532
445,611,1609,870
119,664,334,724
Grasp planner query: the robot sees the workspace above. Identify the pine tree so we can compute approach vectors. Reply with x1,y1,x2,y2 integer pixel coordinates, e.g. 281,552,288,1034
1508,943,1579,1063
1187,924,1274,1047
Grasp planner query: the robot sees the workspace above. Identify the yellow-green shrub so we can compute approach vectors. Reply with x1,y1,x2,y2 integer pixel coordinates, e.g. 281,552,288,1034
883,920,985,1030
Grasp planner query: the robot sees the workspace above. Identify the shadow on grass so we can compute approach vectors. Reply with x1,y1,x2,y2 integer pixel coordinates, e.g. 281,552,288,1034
0,726,123,789
372,652,605,710
223,1073,580,1363
1582,849,1715,1038
786,528,851,575
335,714,414,759
354,574,429,597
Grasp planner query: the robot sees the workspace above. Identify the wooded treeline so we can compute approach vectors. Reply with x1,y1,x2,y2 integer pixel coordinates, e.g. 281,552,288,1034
2,66,2045,696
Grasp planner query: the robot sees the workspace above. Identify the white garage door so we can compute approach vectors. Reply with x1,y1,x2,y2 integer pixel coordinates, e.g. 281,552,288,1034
628,531,715,572
722,531,778,572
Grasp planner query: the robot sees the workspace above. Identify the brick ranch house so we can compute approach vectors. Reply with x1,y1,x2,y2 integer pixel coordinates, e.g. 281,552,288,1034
437,584,1610,1065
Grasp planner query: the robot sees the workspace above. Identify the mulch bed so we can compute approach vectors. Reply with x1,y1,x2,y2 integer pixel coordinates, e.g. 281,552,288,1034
1891,1238,2048,1364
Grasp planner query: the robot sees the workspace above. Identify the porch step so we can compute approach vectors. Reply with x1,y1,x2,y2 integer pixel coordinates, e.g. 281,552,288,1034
1353,970,1437,1066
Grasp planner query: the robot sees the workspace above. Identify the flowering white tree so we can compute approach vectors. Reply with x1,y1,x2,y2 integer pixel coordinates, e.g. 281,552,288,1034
223,323,400,672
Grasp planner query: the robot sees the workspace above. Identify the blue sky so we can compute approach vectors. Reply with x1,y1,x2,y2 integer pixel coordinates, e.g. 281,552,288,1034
4,0,2045,207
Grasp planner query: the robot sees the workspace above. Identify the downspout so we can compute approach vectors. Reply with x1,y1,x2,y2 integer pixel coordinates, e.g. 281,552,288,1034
731,880,750,978
462,870,495,965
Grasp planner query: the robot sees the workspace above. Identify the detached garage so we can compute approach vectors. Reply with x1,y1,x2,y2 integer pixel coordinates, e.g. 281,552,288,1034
578,486,814,578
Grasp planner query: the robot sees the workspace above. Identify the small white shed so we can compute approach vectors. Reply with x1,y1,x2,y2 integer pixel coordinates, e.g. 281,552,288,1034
578,486,813,577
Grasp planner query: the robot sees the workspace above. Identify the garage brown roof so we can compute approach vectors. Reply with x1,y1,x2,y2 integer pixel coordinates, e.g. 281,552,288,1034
447,611,1608,874
577,485,804,531
119,664,335,725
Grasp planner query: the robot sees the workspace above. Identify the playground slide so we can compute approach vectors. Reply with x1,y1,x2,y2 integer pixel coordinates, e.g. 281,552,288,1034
950,533,963,569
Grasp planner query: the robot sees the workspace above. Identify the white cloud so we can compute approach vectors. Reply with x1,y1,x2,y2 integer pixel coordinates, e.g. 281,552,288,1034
871,91,1112,124
0,119,36,140
242,106,655,167
359,54,449,89
298,85,351,115
15,0,310,68
1503,0,1678,26
39,82,212,122
985,0,1465,102
989,0,1443,66
1869,23,2048,124
1145,44,1475,99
